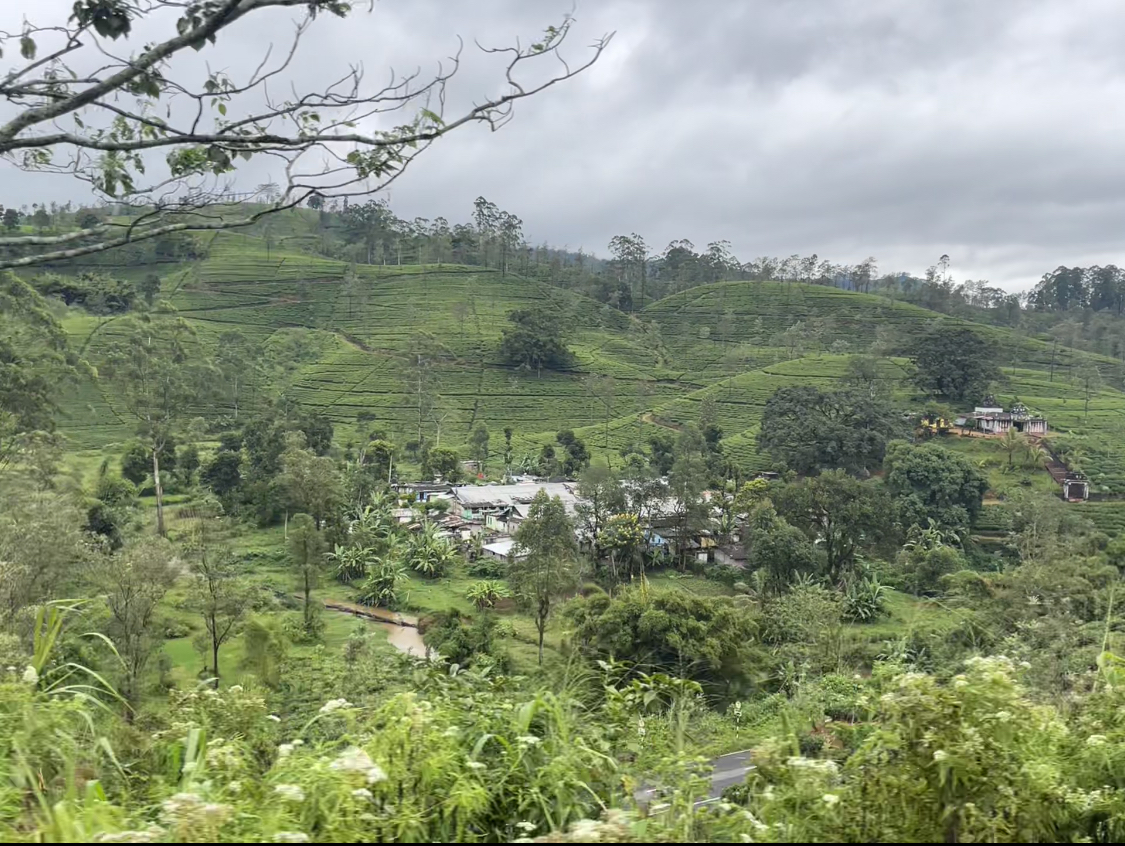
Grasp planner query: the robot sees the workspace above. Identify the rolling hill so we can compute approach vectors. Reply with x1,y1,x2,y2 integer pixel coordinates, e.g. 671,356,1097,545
53,230,1125,499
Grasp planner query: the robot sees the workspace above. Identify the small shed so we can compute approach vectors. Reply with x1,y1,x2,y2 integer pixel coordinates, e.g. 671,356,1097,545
1062,473,1090,502
481,538,526,562
715,544,748,569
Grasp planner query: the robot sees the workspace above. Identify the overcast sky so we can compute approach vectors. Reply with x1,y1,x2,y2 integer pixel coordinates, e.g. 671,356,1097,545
5,0,1125,290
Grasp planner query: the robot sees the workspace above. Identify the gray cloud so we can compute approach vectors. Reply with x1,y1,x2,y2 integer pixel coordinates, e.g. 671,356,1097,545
5,0,1125,289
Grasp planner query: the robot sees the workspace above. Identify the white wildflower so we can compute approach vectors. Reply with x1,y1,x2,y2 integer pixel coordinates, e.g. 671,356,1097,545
442,726,460,738
569,819,601,839
637,718,647,738
162,792,202,808
366,765,388,785
1019,661,1032,669
94,826,166,843
1087,735,1109,747
515,821,537,832
933,750,949,762
201,803,230,823
786,757,838,775
467,761,487,771
318,698,353,715
516,735,541,747
266,714,282,723
822,793,840,807
181,761,197,773
330,746,374,773
292,739,304,747
272,834,309,844
739,835,753,844
228,685,243,693
274,784,305,803
741,811,769,833
994,710,1013,723
351,788,373,801
228,781,242,794
5,666,15,674
277,743,294,759
160,792,219,826
21,665,38,685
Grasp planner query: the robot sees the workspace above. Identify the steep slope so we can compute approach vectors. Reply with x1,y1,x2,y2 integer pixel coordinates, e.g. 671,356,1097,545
54,236,1125,488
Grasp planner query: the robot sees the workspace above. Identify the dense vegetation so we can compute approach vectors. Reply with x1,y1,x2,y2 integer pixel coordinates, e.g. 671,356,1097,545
8,3,1125,843
7,231,1125,840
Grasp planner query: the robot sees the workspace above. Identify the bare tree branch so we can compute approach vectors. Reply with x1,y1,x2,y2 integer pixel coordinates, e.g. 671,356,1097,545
0,1,610,269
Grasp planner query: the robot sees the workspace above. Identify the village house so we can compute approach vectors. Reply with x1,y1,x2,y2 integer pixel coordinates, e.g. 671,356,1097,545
451,481,582,532
395,481,453,502
956,402,1048,436
714,543,747,569
949,402,1090,503
480,537,527,562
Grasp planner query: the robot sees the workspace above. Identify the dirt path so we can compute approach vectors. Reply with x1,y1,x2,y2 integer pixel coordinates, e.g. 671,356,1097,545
641,412,682,432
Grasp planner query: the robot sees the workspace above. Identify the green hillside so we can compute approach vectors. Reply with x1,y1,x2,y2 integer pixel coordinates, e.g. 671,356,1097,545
55,232,1125,493
643,280,1108,381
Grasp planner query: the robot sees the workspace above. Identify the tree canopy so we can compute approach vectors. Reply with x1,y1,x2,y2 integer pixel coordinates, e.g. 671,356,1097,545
743,503,820,594
774,470,894,583
510,490,581,663
758,385,904,476
102,310,215,534
566,587,759,695
908,324,1001,403
883,440,988,534
0,273,79,471
499,307,573,376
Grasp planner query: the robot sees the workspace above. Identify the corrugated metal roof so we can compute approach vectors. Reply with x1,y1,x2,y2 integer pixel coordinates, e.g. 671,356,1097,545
482,538,526,558
453,482,580,514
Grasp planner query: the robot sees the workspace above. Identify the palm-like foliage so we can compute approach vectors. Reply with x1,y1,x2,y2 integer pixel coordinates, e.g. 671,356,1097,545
904,518,961,551
359,544,409,609
349,490,400,552
1022,440,1048,469
327,543,370,584
408,522,457,579
466,580,511,610
999,428,1028,469
843,576,888,622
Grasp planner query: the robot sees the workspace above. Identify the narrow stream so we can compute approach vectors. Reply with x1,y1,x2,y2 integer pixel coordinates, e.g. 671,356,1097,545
375,621,428,657
316,597,429,657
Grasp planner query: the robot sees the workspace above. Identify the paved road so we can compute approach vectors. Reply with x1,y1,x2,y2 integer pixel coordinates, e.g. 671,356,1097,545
635,750,754,808
706,750,754,798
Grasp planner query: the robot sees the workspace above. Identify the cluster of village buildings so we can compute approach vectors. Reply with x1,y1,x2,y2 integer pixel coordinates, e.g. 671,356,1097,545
387,402,1088,563
391,478,750,567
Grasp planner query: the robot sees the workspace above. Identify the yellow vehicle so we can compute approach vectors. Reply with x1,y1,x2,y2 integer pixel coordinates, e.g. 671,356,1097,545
918,415,953,436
